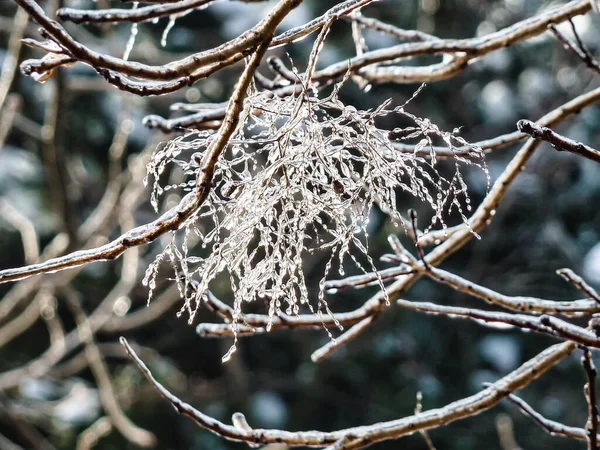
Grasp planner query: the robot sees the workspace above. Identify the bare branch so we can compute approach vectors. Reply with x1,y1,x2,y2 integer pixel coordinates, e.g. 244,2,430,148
503,391,589,441
415,392,437,450
76,417,113,450
417,264,600,316
0,6,28,113
57,0,215,25
120,336,575,448
324,0,592,84
310,315,375,363
396,299,600,348
558,268,600,305
582,348,599,450
0,199,39,264
14,0,367,89
549,19,600,75
517,119,600,164
65,288,156,448
0,93,20,150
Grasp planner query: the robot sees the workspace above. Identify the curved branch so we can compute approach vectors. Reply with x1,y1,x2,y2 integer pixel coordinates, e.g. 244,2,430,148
121,336,574,448
15,0,368,84
14,0,296,81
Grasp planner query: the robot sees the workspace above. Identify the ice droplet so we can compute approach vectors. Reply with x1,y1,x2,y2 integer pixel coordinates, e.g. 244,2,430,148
222,344,236,363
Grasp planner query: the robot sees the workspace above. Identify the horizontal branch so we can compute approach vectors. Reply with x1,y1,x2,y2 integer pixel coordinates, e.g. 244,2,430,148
119,0,192,3
316,0,591,84
396,299,600,348
195,290,371,337
418,264,600,316
143,109,227,131
57,0,215,24
15,0,368,86
517,119,600,164
13,0,297,81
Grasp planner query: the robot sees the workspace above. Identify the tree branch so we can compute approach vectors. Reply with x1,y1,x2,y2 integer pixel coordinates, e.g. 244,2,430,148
517,119,600,164
121,336,575,449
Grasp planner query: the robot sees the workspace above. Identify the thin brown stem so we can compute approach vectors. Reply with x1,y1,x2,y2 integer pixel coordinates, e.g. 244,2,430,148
582,348,599,450
517,119,600,164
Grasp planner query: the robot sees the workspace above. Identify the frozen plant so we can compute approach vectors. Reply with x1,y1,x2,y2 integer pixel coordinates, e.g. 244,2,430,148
143,75,487,360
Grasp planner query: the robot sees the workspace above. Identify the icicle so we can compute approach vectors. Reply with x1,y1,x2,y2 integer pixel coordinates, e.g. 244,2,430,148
123,2,139,61
161,15,176,48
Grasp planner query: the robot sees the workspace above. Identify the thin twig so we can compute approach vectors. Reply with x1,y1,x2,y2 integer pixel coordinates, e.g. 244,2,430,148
310,315,375,363
581,347,599,450
0,94,21,151
502,391,590,441
41,54,77,242
64,288,156,448
409,209,430,270
517,119,600,164
557,268,600,305
57,0,215,24
415,392,437,450
549,19,600,75
76,417,112,450
0,6,28,113
396,299,600,348
416,263,600,316
0,199,40,264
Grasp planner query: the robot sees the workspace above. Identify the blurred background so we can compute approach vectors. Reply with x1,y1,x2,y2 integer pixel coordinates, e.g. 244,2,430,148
1,0,600,449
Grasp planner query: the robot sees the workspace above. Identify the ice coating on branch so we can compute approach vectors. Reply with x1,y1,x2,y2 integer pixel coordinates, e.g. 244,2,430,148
144,80,487,359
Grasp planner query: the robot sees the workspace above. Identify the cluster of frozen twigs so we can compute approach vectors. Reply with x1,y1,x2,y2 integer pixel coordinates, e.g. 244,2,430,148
143,75,487,360
1,0,600,448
